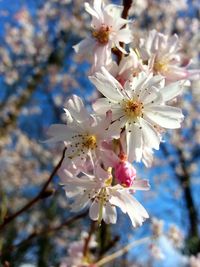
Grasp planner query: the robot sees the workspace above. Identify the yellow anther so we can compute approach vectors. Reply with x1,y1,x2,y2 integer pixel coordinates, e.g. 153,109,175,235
124,99,143,118
153,59,169,74
92,26,110,44
84,135,97,149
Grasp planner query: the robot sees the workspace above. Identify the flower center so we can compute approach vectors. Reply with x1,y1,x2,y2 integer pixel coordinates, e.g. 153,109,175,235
83,135,97,149
67,134,97,160
92,26,110,44
123,99,143,118
153,59,169,74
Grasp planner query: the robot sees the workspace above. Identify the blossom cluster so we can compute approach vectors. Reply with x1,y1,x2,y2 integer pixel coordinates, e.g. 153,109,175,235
47,0,198,228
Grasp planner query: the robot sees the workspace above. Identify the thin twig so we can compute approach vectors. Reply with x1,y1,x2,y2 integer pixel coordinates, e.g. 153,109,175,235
122,0,133,19
12,210,88,249
0,147,66,231
95,237,150,266
113,0,133,63
0,211,88,259
83,221,97,257
99,235,120,258
161,144,199,239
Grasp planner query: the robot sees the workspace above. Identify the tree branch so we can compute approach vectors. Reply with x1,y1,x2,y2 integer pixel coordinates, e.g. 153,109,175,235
112,0,133,63
95,237,150,266
176,147,199,237
122,0,133,19
0,147,66,231
161,144,198,237
11,210,88,250
83,221,97,257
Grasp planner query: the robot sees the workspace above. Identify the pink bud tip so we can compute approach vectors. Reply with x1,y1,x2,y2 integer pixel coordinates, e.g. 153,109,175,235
115,161,136,187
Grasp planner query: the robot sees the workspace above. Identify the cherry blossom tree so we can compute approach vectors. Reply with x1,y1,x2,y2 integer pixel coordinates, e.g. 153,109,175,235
0,0,199,266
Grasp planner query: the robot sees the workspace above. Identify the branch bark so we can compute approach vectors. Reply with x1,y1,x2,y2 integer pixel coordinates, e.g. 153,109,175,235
12,210,88,250
122,0,133,19
176,147,199,238
112,0,133,63
161,143,200,254
0,147,66,231
83,221,97,257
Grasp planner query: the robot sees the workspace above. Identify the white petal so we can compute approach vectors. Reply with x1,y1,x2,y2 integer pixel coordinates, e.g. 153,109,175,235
139,86,162,106
89,201,100,221
92,44,111,73
71,194,90,212
130,72,148,95
146,75,164,89
111,190,149,227
109,190,127,214
139,118,160,150
107,116,126,138
65,95,89,122
105,4,123,20
45,124,75,143
142,147,154,168
144,106,184,129
95,164,109,182
126,196,149,227
121,192,149,227
114,28,133,44
92,112,112,134
168,34,179,53
63,108,73,123
160,81,183,101
92,98,112,115
89,67,124,102
126,123,143,162
100,147,119,168
131,179,150,191
93,0,103,14
73,38,95,54
85,2,100,20
103,204,117,224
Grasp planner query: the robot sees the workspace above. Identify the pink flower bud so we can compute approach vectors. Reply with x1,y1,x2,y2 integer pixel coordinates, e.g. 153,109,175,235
115,161,136,187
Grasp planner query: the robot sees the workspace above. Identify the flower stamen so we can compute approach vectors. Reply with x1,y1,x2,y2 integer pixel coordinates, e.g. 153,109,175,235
83,135,97,149
123,99,143,118
153,59,169,74
92,26,110,44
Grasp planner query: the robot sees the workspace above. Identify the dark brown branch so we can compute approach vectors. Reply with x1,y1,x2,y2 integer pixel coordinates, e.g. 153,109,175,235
83,221,97,257
161,144,199,250
112,0,133,64
176,147,199,238
99,235,120,257
12,210,88,250
0,147,66,231
0,211,88,259
122,0,133,19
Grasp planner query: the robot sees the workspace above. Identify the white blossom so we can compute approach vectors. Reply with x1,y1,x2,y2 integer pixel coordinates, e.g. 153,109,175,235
139,29,200,82
91,67,184,162
60,164,150,227
108,48,149,86
46,94,112,167
73,0,133,73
